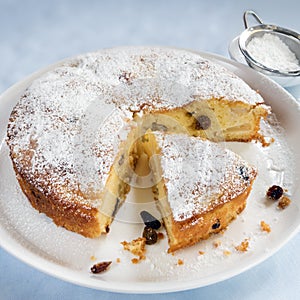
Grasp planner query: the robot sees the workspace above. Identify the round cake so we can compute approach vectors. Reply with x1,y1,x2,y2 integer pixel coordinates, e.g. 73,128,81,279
6,47,269,240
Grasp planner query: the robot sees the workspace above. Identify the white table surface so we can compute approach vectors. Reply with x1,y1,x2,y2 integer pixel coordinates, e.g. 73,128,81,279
0,0,300,299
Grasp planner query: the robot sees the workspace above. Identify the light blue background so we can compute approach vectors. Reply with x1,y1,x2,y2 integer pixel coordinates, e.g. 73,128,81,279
0,1,300,299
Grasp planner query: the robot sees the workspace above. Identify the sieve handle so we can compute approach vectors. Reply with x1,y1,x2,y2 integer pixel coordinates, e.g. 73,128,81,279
243,10,263,29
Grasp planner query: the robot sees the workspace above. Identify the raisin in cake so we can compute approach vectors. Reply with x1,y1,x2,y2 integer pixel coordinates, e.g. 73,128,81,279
141,132,257,252
7,47,267,238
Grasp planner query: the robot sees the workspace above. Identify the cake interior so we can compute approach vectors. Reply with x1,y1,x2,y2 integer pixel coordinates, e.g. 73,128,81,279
139,131,256,252
139,99,268,144
96,125,139,235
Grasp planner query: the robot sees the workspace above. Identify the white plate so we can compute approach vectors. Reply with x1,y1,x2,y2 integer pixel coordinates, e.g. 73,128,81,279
1,49,300,294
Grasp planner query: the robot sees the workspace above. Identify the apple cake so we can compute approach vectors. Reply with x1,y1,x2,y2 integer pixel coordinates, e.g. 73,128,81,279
6,47,268,240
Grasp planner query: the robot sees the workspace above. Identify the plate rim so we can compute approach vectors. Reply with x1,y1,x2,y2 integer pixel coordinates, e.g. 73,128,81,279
1,46,300,294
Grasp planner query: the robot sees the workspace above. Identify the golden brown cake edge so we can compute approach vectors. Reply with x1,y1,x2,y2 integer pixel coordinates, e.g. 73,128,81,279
12,162,103,238
165,184,253,253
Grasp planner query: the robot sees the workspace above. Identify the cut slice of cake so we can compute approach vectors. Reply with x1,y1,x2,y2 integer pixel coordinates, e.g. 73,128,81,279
92,124,139,236
141,132,257,252
139,97,269,144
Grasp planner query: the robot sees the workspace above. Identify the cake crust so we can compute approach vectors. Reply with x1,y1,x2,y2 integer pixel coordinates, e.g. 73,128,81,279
166,185,251,252
14,163,102,238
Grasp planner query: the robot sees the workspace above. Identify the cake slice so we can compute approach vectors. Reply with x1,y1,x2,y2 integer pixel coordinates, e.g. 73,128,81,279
141,132,257,252
139,97,269,145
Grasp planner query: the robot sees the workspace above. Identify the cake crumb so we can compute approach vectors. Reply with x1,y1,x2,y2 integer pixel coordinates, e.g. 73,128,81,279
223,250,231,256
90,255,97,261
157,232,165,240
235,239,249,252
260,221,271,233
131,258,139,264
116,258,121,263
177,259,184,265
198,250,205,255
213,240,221,248
121,237,146,263
277,196,291,210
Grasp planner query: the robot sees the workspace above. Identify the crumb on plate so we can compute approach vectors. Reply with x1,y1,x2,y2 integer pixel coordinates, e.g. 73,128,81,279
157,232,165,240
235,238,249,252
260,221,271,233
131,258,140,264
213,240,221,248
121,237,146,263
278,196,291,210
223,250,231,256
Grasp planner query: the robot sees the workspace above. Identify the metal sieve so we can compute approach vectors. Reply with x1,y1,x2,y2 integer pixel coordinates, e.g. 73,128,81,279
238,11,300,77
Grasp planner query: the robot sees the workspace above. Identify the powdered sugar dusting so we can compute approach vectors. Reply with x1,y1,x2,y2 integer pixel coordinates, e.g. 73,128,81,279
155,133,257,221
7,65,130,206
7,47,264,208
75,47,264,111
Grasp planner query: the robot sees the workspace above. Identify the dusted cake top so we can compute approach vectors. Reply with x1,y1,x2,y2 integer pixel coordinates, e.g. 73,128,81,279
75,47,265,112
155,133,257,221
7,47,263,206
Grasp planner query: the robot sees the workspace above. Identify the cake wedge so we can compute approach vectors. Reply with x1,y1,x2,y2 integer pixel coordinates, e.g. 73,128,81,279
141,132,257,252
